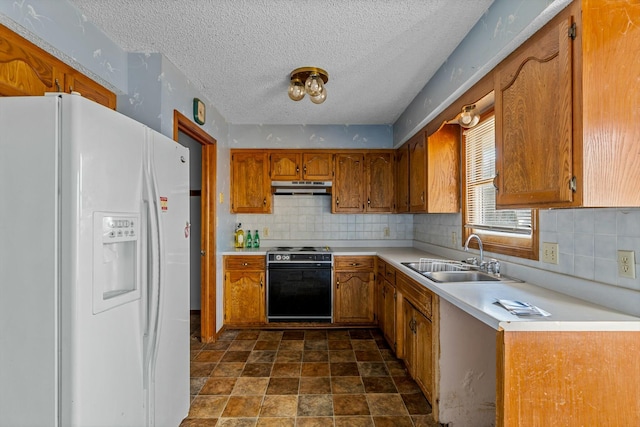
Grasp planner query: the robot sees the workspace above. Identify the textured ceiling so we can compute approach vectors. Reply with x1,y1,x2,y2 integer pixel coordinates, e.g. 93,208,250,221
68,0,493,125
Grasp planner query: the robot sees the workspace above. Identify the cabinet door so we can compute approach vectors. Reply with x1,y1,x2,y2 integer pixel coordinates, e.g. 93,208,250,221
427,124,460,213
223,270,265,325
333,153,365,213
0,26,64,96
402,299,417,376
270,151,301,180
414,310,434,403
302,152,333,180
494,15,574,207
334,271,375,323
231,151,271,213
395,143,410,213
382,281,396,350
366,151,395,213
65,72,117,109
409,133,428,212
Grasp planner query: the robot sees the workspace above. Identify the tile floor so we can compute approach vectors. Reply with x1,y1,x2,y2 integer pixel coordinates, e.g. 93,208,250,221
182,314,439,427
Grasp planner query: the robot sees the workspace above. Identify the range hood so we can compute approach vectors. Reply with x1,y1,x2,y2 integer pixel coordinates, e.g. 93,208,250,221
271,181,332,195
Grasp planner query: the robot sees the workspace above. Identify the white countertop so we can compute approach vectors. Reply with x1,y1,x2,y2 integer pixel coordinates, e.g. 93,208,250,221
223,246,640,332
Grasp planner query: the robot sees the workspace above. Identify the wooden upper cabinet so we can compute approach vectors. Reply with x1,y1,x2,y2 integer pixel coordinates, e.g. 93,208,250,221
579,0,640,207
0,25,116,109
495,1,640,208
230,150,271,213
302,152,333,180
64,71,117,109
366,151,395,213
270,151,333,181
395,143,410,213
494,13,574,208
333,152,365,213
270,151,301,180
408,132,428,212
427,124,460,213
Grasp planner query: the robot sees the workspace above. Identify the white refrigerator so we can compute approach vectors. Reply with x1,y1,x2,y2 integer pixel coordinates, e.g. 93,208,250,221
0,94,190,426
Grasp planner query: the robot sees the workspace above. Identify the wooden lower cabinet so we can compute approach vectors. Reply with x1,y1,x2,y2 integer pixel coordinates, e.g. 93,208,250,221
223,256,266,326
497,330,640,426
403,299,434,403
334,256,375,324
376,259,397,350
396,271,438,407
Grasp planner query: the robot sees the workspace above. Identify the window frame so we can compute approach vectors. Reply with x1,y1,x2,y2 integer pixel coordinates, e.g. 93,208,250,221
461,109,539,260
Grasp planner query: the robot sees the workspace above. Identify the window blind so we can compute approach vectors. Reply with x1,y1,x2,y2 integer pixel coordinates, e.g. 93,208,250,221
465,116,532,235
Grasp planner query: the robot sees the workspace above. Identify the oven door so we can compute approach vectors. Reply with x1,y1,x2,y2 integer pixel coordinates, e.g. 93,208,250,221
267,263,333,322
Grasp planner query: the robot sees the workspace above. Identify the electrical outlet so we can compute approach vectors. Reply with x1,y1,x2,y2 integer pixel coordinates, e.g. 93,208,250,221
263,227,269,237
384,227,390,237
542,242,559,264
219,192,224,204
617,250,636,279
451,232,457,246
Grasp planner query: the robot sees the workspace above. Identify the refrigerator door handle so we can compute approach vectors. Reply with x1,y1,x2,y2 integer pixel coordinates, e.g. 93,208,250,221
142,139,164,427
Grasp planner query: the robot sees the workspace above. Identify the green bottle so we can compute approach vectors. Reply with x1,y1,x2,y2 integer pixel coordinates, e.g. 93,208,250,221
253,230,260,248
245,230,252,248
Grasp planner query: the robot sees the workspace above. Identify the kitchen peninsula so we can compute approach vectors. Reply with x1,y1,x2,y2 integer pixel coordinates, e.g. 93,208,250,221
223,246,640,426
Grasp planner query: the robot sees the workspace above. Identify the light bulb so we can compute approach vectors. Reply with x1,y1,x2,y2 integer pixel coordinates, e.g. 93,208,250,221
288,78,305,101
305,74,324,97
310,88,327,104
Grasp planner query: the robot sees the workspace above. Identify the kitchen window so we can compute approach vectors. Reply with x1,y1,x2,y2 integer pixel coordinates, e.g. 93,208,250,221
462,111,538,260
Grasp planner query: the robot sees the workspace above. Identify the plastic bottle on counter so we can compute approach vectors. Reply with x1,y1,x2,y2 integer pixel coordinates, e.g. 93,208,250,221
245,230,253,248
234,224,244,248
253,230,260,248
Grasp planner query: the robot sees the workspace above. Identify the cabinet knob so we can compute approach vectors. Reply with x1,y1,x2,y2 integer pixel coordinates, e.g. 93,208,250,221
296,166,300,173
367,198,371,205
336,279,340,289
336,197,340,206
351,263,359,266
493,172,499,191
242,262,249,266
263,198,267,206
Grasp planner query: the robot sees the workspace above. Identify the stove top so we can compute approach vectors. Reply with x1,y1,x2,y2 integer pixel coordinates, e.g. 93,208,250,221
266,246,332,263
270,246,331,253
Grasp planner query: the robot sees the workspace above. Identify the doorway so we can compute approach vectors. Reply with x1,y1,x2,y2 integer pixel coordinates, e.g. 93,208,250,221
173,110,217,343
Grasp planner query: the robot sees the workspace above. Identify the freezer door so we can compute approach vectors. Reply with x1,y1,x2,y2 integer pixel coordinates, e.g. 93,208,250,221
145,129,190,426
0,95,60,427
60,94,147,426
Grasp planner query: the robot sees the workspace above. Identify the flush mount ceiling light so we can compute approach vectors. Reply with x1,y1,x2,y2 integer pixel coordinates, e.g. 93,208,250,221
458,104,480,128
288,67,329,104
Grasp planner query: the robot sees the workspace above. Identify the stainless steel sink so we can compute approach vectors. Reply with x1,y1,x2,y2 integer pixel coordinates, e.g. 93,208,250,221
423,270,507,283
401,259,519,283
401,259,470,273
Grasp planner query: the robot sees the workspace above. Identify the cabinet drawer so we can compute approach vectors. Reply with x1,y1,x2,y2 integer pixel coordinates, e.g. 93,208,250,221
224,255,265,270
377,259,387,276
397,272,433,319
335,256,375,271
384,264,397,285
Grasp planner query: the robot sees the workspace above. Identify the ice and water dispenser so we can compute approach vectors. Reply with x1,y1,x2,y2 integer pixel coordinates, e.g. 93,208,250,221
93,212,141,314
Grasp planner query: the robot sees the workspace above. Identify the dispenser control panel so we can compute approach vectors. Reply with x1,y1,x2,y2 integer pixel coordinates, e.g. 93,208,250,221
102,216,138,243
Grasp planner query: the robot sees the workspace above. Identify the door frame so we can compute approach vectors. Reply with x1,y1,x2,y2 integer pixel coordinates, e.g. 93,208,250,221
173,110,217,343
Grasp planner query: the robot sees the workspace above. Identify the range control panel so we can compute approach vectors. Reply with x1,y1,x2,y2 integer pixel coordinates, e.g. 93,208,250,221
102,216,138,243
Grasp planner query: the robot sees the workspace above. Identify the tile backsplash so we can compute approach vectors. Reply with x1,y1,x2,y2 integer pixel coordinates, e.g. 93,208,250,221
414,208,640,292
236,195,413,244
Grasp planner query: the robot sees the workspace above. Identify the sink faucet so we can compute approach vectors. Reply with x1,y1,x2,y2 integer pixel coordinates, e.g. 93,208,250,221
464,233,484,268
